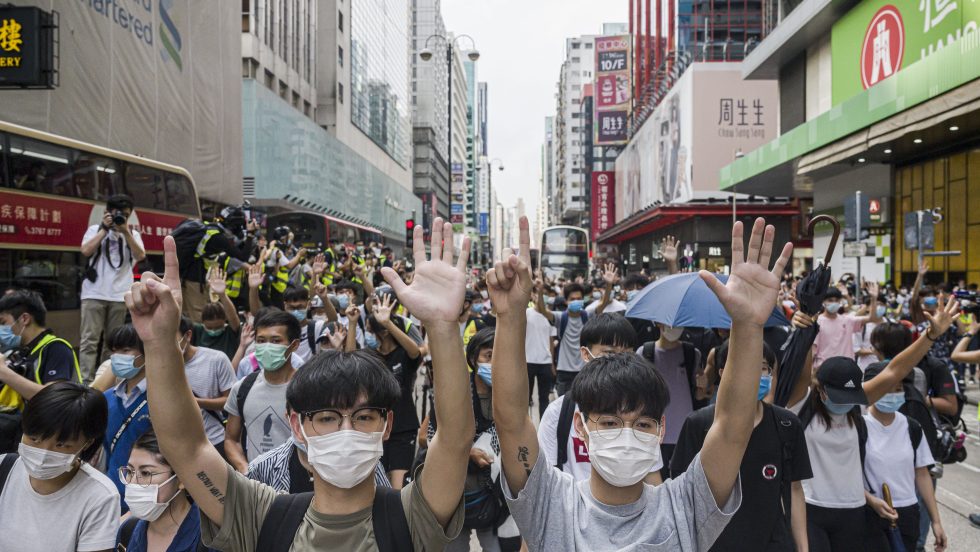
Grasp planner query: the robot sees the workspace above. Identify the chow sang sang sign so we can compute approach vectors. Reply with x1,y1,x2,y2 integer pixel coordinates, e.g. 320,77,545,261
0,6,56,88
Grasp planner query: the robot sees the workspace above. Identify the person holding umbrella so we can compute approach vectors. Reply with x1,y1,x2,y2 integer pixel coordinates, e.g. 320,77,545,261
787,296,958,552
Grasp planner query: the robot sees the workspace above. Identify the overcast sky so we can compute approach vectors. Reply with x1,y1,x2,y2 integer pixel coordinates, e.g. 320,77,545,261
440,0,628,220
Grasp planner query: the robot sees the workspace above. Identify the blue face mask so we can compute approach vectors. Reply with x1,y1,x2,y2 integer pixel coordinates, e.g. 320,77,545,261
875,392,906,413
364,333,379,350
477,363,492,386
0,323,22,351
110,353,142,379
568,300,584,313
471,303,483,314
822,397,855,415
337,295,351,310
205,326,226,337
626,290,639,302
758,375,772,401
923,297,939,308
876,305,887,318
290,309,307,322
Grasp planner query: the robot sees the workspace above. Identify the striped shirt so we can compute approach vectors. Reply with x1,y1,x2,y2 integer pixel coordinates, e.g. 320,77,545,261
246,439,391,492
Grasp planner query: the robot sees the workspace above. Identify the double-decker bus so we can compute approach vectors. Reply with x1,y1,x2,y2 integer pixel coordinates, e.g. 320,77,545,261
266,212,385,253
0,120,200,343
539,226,591,281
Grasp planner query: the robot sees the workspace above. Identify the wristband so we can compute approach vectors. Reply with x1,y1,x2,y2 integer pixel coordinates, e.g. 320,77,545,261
964,333,975,339
925,332,937,342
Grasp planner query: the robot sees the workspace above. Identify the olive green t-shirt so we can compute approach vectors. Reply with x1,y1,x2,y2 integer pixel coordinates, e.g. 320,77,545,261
201,466,464,551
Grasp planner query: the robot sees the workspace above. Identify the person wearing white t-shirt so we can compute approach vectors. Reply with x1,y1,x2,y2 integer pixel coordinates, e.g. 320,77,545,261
585,262,628,315
526,305,556,418
537,314,663,485
861,364,947,552
0,382,120,552
79,195,145,384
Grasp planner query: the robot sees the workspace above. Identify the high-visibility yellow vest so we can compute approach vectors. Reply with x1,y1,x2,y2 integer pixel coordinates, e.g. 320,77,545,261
0,334,81,412
225,269,245,299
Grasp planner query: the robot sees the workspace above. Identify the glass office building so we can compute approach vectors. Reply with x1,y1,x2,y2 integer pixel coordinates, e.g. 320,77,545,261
350,0,412,168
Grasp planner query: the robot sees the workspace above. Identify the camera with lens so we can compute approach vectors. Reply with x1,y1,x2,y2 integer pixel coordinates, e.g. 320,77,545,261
954,290,980,315
111,209,128,226
2,350,31,379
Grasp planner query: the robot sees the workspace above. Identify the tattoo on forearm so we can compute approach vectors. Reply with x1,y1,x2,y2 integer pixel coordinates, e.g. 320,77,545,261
196,471,225,504
518,446,531,476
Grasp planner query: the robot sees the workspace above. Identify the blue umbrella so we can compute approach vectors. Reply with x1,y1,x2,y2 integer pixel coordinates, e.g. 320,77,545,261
625,272,790,329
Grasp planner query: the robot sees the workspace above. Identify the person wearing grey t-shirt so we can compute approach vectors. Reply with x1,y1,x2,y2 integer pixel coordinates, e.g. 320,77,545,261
533,282,588,397
489,216,792,551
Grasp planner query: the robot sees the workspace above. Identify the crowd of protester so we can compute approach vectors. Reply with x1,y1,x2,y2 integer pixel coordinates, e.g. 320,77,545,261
0,197,977,551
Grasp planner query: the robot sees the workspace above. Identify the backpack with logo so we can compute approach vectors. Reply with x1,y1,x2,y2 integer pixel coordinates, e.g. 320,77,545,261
641,340,701,407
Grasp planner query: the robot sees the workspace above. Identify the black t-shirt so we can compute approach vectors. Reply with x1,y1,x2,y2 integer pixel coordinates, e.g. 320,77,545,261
918,355,956,398
671,403,813,552
288,446,314,494
25,330,76,384
379,344,421,433
191,323,241,361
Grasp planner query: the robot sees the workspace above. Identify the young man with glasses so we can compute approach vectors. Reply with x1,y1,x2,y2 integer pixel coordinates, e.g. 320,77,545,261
128,219,473,551
488,217,792,551
670,341,813,551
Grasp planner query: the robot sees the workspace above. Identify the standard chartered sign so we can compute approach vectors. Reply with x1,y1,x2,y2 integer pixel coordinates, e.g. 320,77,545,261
77,0,182,71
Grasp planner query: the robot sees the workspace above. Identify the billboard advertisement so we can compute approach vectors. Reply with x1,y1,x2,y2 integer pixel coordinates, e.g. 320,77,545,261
0,6,56,87
831,0,980,104
591,172,616,237
0,0,242,205
593,35,632,146
616,65,779,220
451,162,466,232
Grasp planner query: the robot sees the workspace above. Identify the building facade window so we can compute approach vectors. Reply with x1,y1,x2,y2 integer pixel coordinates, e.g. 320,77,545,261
338,45,344,67
339,10,344,32
338,82,344,103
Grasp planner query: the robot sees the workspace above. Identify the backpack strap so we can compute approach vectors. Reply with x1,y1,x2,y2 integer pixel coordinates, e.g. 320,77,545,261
255,492,313,552
116,516,140,551
235,371,261,457
109,398,148,456
854,409,872,493
770,405,798,533
0,453,18,495
306,320,317,353
907,417,924,467
555,397,578,469
248,353,259,373
681,342,698,405
372,486,412,552
641,341,656,363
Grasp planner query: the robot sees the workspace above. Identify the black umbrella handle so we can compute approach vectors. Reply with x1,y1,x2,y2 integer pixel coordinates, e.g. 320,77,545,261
807,214,841,266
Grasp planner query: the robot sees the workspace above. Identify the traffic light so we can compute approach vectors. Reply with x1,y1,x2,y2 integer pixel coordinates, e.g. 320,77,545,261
405,218,415,248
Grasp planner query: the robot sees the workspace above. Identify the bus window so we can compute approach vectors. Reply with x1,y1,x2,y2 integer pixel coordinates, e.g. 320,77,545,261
164,173,197,216
125,164,168,211
0,249,82,311
73,155,123,201
6,135,73,196
328,220,342,244
0,132,8,189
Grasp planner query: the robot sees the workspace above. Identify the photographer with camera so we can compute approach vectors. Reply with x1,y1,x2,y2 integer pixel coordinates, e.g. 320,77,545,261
79,194,145,385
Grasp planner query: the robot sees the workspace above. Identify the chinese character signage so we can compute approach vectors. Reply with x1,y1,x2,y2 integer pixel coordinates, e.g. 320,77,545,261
478,212,489,237
0,190,186,253
831,0,980,104
450,163,466,232
593,35,632,146
0,6,56,88
591,172,616,236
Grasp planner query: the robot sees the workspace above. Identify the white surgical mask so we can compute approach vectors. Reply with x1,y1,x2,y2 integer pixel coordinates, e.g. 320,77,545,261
300,426,385,488
661,326,684,342
18,442,79,480
584,425,662,487
125,473,180,521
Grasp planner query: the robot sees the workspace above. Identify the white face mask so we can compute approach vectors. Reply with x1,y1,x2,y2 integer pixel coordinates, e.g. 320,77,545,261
18,442,79,480
125,473,180,521
300,426,385,489
583,423,662,487
313,314,328,323
661,326,684,342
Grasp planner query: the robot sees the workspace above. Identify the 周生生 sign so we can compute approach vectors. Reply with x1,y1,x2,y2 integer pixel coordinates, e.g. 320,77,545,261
0,6,56,88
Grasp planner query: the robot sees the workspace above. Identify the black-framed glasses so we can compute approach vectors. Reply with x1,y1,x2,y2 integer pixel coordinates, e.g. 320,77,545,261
302,407,388,435
118,466,174,487
586,414,661,442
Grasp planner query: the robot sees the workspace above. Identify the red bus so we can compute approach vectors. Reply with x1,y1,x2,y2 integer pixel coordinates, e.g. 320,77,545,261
266,212,385,252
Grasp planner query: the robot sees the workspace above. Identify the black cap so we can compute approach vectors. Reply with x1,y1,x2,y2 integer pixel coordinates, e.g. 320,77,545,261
863,360,915,385
816,356,868,405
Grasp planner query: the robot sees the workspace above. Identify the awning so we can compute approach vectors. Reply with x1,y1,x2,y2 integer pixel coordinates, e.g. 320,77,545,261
598,203,800,245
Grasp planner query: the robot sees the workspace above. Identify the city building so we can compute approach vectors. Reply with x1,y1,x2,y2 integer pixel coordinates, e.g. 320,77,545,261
411,0,450,225
554,33,597,226
542,116,557,227
720,0,980,285
240,0,421,247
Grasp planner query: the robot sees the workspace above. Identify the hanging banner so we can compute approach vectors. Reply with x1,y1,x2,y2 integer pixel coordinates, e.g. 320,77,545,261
590,171,616,236
593,35,631,146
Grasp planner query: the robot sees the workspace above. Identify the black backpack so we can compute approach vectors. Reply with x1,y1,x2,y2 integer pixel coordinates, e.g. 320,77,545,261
255,487,411,552
169,218,206,278
899,380,941,461
233,371,262,458
641,341,700,406
554,311,589,359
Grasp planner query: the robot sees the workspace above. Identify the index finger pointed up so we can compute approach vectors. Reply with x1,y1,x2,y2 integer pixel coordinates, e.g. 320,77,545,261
163,236,179,289
519,216,531,266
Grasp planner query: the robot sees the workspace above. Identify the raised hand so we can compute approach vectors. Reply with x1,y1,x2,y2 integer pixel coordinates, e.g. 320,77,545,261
918,258,929,276
208,267,227,295
602,262,620,286
240,321,255,349
701,218,793,328
312,253,327,276
923,295,960,339
247,263,264,289
125,236,182,344
486,217,533,317
345,304,361,321
659,236,679,263
864,280,880,298
374,294,394,325
328,325,347,350
380,217,470,324
312,281,327,298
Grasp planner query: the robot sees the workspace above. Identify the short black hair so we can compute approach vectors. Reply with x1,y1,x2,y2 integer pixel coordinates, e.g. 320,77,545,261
335,280,358,293
563,283,586,300
580,313,637,349
714,339,777,373
283,288,310,303
179,315,194,335
465,327,495,371
255,308,301,342
106,324,143,355
201,303,226,322
622,274,649,290
286,349,400,413
824,288,843,300
572,352,670,420
870,322,913,360
22,382,107,462
0,290,47,326
132,429,169,468
106,194,134,211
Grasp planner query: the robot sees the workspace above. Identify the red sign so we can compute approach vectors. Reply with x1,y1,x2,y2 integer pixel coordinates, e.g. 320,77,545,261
860,5,905,90
0,189,187,253
591,172,616,237
868,198,881,214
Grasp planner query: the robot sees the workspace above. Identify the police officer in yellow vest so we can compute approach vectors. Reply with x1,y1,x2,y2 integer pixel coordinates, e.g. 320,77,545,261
0,291,81,414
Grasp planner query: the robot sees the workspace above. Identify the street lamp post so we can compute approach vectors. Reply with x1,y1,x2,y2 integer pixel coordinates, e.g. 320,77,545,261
486,158,505,263
420,34,479,229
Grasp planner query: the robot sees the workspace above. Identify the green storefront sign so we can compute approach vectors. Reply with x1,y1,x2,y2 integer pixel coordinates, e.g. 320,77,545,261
832,0,980,104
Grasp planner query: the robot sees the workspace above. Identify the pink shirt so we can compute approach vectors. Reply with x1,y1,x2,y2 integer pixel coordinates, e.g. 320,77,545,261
813,313,862,368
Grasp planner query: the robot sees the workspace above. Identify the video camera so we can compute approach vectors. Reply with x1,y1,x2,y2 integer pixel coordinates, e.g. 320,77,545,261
954,290,980,315
2,349,31,379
